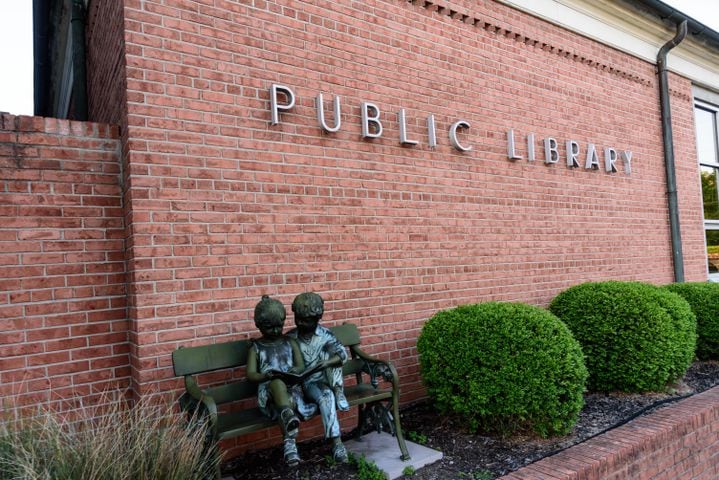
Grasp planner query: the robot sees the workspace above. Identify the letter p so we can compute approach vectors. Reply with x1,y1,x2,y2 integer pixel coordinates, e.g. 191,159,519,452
270,84,295,125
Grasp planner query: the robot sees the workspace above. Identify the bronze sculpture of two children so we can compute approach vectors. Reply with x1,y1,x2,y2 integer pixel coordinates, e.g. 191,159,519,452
246,293,349,467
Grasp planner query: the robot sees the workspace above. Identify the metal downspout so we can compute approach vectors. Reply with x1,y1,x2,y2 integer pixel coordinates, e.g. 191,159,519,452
657,20,688,283
71,0,88,120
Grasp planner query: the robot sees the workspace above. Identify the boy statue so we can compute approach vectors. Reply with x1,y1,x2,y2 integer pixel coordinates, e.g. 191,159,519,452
288,292,350,463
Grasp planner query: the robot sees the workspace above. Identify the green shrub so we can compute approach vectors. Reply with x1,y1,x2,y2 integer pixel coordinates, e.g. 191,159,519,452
549,281,697,392
0,393,218,480
664,282,719,360
349,453,386,480
417,302,587,437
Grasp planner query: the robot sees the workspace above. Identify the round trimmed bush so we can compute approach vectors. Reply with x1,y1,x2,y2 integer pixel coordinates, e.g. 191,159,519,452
664,282,719,360
549,281,697,392
417,302,587,437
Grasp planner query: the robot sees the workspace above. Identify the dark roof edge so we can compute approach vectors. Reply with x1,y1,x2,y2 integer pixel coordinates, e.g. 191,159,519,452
32,0,51,117
631,0,719,51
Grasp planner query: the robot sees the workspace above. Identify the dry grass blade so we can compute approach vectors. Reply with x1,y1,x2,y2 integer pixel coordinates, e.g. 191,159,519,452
0,391,219,480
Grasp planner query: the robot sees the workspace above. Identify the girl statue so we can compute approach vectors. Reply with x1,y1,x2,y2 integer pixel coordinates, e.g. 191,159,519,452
246,295,316,467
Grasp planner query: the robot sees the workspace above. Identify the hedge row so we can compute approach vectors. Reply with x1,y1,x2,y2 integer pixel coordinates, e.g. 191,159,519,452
417,302,587,437
418,280,718,437
549,281,696,392
663,282,719,360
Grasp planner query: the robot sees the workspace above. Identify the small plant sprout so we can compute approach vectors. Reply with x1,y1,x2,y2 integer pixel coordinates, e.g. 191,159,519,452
349,453,387,480
406,430,428,445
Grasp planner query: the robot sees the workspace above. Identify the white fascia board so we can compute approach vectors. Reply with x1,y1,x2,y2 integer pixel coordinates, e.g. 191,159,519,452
674,55,719,92
496,0,719,91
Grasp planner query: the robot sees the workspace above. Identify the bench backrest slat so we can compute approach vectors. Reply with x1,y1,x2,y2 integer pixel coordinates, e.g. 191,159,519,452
173,340,251,377
330,323,360,347
173,323,362,377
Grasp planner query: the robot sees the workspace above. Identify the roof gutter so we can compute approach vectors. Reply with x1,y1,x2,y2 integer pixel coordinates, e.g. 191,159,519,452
657,19,688,283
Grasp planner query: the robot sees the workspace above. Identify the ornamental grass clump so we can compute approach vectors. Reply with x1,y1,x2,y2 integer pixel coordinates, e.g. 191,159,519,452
0,393,218,480
417,302,587,437
664,281,719,360
550,281,697,393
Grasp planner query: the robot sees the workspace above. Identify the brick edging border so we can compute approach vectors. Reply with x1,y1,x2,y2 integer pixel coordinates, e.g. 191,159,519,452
500,385,719,479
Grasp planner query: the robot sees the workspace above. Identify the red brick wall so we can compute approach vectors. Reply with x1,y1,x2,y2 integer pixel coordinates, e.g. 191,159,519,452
115,0,707,406
501,385,719,480
0,114,128,410
85,0,137,396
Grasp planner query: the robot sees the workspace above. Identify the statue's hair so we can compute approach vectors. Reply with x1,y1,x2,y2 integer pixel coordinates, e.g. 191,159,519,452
291,292,324,318
254,295,286,328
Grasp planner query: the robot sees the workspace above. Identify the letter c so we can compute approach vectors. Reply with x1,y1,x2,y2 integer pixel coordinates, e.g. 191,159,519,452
449,120,472,152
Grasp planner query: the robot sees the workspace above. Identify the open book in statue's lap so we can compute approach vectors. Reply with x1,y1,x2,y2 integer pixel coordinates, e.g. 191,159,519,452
265,362,325,386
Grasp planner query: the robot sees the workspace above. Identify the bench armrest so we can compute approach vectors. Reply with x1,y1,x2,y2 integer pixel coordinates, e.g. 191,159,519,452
351,345,400,389
179,375,219,438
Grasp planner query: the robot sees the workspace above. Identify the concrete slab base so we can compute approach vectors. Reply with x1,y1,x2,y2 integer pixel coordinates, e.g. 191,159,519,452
345,432,443,479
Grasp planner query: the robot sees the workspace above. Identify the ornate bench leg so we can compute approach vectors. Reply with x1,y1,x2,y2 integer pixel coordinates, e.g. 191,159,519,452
355,403,368,441
392,391,411,461
179,394,221,479
201,427,221,480
356,398,411,461
185,417,220,480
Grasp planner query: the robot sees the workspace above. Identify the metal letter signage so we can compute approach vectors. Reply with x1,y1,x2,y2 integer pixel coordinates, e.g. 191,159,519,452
449,121,472,152
621,150,632,174
398,109,418,146
427,115,437,149
604,148,618,173
267,84,634,174
566,140,580,168
361,102,383,139
316,93,341,133
527,133,535,162
270,84,295,126
504,130,632,175
586,143,600,170
544,138,559,164
507,129,522,161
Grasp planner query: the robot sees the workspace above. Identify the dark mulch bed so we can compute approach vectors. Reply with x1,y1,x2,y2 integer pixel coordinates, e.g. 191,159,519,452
223,361,719,480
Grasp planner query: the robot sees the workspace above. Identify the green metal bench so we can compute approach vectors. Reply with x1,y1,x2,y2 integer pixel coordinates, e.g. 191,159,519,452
172,323,410,475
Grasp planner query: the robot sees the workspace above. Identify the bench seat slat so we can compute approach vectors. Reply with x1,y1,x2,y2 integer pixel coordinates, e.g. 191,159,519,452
206,380,257,404
215,383,392,439
217,408,276,439
206,363,389,406
345,383,392,404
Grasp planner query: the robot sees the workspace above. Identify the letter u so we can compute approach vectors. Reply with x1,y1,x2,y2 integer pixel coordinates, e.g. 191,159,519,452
316,93,341,133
